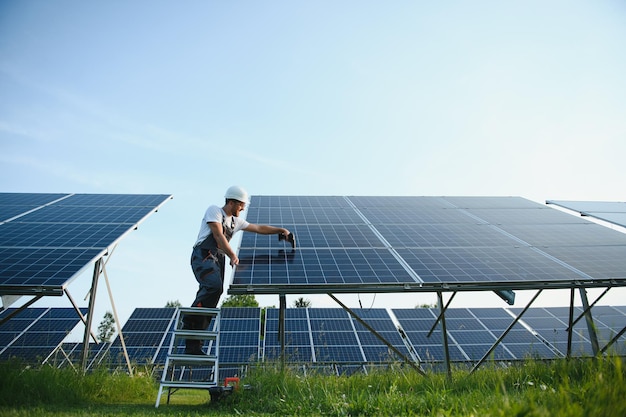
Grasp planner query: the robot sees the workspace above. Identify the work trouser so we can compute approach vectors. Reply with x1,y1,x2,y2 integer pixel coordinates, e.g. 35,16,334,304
183,245,226,350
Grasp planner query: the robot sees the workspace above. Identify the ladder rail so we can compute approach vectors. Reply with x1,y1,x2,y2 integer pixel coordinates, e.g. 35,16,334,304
155,307,221,408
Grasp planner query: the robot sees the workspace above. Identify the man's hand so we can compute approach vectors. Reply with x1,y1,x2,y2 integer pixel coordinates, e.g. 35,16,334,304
279,232,296,249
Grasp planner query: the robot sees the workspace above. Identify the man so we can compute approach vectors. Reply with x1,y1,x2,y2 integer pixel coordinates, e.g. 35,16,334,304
183,185,291,355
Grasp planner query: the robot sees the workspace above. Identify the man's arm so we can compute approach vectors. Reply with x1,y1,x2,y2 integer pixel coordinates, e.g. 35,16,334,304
244,223,290,237
208,221,240,266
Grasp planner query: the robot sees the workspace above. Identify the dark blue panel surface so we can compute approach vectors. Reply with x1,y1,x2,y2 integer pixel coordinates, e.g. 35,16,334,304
0,193,171,295
235,248,415,286
397,247,580,283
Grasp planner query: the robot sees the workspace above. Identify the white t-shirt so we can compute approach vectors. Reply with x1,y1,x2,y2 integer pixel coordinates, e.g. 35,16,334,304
194,205,250,250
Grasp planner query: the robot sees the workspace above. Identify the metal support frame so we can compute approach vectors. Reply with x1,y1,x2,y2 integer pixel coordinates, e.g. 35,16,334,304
328,293,426,375
600,325,626,355
428,291,457,337
0,295,43,326
78,246,132,374
470,289,543,374
578,287,600,355
101,252,133,376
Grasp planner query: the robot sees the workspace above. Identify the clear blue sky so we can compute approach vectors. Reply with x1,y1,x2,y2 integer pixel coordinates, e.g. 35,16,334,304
1,1,625,333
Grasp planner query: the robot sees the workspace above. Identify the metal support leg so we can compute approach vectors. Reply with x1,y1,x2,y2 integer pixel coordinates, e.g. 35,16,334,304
437,292,452,380
579,287,600,355
279,294,286,370
81,258,102,372
567,288,575,358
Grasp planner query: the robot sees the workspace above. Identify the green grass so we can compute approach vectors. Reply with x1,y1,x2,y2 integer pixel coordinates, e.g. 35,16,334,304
0,356,625,416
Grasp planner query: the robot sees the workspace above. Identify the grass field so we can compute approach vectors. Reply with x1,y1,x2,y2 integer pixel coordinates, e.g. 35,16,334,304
1,356,625,416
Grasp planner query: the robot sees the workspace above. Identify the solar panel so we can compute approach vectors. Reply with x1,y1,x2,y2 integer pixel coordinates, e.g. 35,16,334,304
0,307,87,363
547,200,626,229
264,307,313,362
0,193,172,296
219,307,261,365
231,196,626,295
107,308,176,366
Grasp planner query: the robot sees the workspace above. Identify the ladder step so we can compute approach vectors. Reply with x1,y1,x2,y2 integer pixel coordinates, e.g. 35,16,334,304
159,380,219,389
177,307,220,315
173,330,218,339
166,353,218,365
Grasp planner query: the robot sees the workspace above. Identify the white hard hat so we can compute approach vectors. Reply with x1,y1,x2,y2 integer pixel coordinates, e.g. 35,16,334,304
224,185,249,203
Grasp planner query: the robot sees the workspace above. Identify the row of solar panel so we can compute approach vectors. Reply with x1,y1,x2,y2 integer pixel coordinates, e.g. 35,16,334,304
8,305,619,371
3,306,625,373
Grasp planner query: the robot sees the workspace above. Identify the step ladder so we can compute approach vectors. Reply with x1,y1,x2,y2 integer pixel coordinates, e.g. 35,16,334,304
155,307,221,407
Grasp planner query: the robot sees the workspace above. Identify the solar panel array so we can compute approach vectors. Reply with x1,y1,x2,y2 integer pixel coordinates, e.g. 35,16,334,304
547,200,626,229
231,196,626,295
4,306,624,369
0,193,172,296
0,307,87,362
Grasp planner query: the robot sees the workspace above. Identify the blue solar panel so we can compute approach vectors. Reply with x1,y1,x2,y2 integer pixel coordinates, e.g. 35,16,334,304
547,200,626,229
232,196,626,295
108,308,176,365
219,307,261,364
0,307,87,363
0,193,171,296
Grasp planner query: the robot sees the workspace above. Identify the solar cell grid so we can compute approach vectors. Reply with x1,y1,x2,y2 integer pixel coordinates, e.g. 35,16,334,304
0,248,103,292
57,193,170,207
235,248,416,288
445,319,486,331
315,345,363,362
0,193,68,206
375,223,517,248
462,344,512,361
540,246,626,279
232,195,626,293
362,346,404,362
0,193,171,296
356,331,405,346
353,319,397,332
240,224,384,249
397,247,581,284
310,319,354,332
244,206,364,224
129,308,177,320
17,205,157,224
221,307,262,319
443,196,542,209
251,195,349,208
497,223,626,247
359,206,475,225
122,319,172,333
349,196,453,209
466,208,587,225
0,206,42,222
